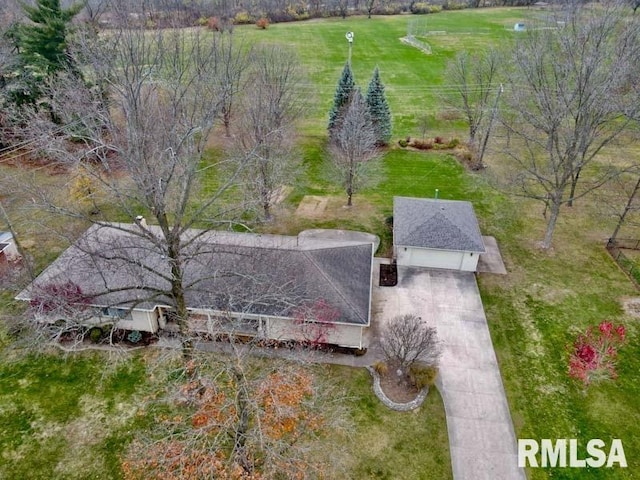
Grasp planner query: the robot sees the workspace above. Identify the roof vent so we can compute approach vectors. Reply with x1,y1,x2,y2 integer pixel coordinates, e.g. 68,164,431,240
135,215,147,229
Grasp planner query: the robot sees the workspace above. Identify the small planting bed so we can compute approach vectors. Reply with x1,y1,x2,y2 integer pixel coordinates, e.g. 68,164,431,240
379,263,397,286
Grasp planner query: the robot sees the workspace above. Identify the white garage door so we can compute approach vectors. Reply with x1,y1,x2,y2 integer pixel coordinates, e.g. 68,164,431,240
397,247,465,270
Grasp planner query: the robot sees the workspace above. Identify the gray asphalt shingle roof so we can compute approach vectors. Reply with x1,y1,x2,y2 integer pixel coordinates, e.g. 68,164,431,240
19,224,373,326
393,197,485,252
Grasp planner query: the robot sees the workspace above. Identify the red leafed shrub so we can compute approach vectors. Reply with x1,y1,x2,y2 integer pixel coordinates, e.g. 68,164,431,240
293,299,340,347
256,17,270,29
568,321,626,387
434,136,444,144
30,281,94,315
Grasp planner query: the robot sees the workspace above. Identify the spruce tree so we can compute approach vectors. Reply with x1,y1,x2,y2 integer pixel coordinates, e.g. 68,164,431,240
12,0,81,105
21,0,81,72
366,66,392,146
328,62,356,134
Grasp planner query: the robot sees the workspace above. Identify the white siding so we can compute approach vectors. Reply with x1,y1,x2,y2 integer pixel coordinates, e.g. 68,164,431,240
267,317,367,349
125,309,159,332
91,308,159,332
460,252,480,272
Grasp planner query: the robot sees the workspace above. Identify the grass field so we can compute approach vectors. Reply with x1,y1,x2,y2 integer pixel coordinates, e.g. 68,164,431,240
235,8,539,135
1,7,640,479
0,350,452,479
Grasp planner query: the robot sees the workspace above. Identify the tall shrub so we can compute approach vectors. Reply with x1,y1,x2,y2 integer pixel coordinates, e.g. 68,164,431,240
328,62,356,134
366,66,391,145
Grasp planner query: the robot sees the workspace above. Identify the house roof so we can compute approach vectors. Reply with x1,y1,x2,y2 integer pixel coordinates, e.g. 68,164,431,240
393,197,485,253
18,224,373,326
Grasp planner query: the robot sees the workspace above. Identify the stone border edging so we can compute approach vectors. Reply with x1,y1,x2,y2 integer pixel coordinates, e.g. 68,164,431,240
366,366,429,411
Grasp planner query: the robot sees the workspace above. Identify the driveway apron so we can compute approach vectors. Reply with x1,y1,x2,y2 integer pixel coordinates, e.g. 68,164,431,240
373,267,526,480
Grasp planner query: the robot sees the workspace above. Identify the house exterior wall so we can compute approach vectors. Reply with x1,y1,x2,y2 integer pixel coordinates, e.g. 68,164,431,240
460,251,480,271
175,308,367,350
91,308,159,333
266,317,366,349
127,309,160,332
396,245,479,271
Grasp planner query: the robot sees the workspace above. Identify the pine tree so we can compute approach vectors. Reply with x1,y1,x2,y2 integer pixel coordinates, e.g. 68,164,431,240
20,0,81,74
10,0,81,105
328,62,356,134
366,66,392,146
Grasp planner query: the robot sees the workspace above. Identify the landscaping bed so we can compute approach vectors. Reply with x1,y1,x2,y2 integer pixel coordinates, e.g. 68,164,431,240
379,263,398,286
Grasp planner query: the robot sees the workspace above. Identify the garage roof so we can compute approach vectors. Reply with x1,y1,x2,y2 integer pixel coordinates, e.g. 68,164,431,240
393,197,485,253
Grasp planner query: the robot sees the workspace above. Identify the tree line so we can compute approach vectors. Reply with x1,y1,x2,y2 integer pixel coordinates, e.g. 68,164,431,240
442,0,640,249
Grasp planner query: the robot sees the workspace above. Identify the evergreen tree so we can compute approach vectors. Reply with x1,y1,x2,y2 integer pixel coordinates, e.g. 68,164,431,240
11,0,81,105
328,62,355,134
366,66,392,146
20,0,81,73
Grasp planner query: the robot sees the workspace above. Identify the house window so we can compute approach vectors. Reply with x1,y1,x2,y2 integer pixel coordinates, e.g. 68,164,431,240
101,307,132,320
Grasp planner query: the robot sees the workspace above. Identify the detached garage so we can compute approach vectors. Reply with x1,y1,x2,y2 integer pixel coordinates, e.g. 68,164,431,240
393,197,485,271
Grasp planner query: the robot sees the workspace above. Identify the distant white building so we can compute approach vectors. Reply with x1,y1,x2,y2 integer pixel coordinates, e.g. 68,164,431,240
0,232,20,262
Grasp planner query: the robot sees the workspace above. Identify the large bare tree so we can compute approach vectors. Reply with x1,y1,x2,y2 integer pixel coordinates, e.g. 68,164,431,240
233,44,304,221
380,313,442,371
11,7,249,357
443,49,501,167
122,347,351,479
499,2,640,249
329,90,381,207
215,31,250,137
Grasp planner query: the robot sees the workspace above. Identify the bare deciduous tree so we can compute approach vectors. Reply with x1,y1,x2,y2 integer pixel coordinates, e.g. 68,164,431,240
499,3,640,249
12,13,250,358
215,32,250,137
122,348,351,479
443,49,501,167
601,170,640,244
329,90,381,207
380,313,442,371
233,44,304,221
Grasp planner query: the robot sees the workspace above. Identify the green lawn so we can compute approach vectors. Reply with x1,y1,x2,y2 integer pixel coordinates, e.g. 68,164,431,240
2,7,640,479
0,352,150,479
479,198,640,479
0,350,453,479
234,8,538,136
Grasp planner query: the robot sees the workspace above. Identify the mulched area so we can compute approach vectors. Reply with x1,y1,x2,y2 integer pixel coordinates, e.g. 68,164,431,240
378,365,420,403
379,263,398,287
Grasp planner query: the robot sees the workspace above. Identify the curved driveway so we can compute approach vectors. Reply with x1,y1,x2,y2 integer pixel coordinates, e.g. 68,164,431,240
371,266,526,480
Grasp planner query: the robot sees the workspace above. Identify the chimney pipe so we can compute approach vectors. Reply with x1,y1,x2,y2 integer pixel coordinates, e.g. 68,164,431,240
135,215,147,229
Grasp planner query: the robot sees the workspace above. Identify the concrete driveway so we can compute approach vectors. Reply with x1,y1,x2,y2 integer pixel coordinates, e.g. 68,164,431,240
372,265,525,480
